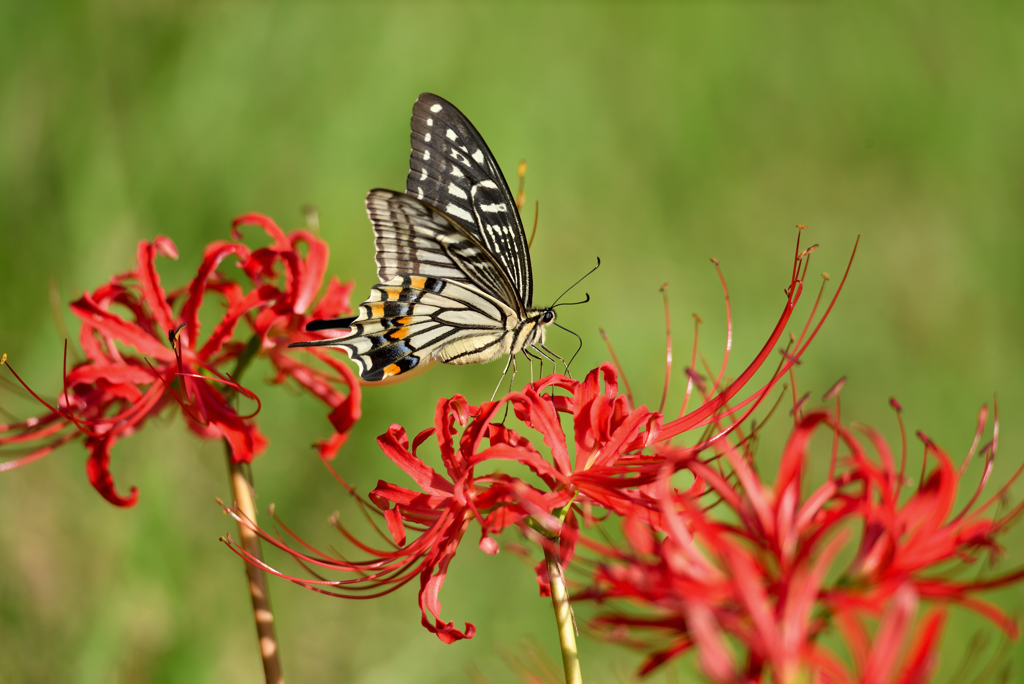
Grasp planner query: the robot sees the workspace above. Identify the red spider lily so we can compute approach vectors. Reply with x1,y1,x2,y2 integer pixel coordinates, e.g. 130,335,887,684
581,400,1024,682
222,234,853,645
230,213,362,459
1,214,359,506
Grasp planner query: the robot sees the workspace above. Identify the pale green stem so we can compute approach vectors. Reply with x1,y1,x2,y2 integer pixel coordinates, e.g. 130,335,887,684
545,544,582,684
224,334,283,683
228,453,284,684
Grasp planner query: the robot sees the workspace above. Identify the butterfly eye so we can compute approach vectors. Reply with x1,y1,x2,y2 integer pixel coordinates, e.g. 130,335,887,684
542,310,555,324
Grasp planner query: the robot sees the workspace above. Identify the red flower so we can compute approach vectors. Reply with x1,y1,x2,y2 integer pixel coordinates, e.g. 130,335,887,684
230,213,362,460
1,214,359,505
582,401,1024,681
223,233,852,644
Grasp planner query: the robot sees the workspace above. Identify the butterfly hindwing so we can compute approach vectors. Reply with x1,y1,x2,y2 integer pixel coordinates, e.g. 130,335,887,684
406,93,534,308
335,274,516,382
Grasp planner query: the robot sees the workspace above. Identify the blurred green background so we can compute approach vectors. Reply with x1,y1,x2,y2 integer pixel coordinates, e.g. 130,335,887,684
2,1,1023,682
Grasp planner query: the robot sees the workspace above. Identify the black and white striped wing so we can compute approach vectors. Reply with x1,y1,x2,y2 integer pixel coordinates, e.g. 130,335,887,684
367,189,520,310
334,275,516,382
406,93,534,309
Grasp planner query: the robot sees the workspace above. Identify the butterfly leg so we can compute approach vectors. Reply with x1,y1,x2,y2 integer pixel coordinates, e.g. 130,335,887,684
521,346,542,384
534,344,571,379
499,354,522,423
491,352,516,403
544,344,572,379
507,353,519,396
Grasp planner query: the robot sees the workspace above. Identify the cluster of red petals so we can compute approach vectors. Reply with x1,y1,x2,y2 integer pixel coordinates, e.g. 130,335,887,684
1,214,359,506
582,404,1024,682
226,365,659,643
223,234,853,645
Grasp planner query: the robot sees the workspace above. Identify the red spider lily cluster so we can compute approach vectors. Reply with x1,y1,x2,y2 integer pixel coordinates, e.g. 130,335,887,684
220,231,1024,680
221,235,949,655
0,214,359,506
582,401,1024,682
5,215,1022,683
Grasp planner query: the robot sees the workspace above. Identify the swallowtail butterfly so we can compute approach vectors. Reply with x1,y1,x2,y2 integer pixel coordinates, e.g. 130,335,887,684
292,93,561,384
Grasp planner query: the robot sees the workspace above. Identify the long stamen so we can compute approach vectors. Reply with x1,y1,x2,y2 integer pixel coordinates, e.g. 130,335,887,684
660,283,672,415
600,329,635,410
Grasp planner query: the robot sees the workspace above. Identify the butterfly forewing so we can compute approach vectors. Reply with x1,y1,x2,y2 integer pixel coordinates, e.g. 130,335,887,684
367,190,521,310
406,93,534,308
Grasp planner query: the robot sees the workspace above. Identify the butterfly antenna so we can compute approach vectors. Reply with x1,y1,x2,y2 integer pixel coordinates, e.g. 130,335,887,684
550,257,601,308
552,293,590,308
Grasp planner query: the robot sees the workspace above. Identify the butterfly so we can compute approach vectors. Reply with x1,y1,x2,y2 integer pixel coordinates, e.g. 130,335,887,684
292,93,569,386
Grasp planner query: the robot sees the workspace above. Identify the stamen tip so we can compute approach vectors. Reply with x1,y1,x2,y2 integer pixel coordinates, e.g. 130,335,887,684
709,257,719,266
302,204,320,231
823,376,847,401
1,353,6,365
796,224,807,230
822,271,831,281
167,323,187,346
889,397,903,412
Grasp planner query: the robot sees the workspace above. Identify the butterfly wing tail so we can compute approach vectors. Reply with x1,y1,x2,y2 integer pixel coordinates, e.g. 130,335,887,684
305,316,356,331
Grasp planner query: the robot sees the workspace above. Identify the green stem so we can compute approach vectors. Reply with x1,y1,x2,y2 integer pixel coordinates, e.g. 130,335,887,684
544,543,582,684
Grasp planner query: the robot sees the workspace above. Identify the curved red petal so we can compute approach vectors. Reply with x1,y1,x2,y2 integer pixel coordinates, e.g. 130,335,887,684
84,436,139,507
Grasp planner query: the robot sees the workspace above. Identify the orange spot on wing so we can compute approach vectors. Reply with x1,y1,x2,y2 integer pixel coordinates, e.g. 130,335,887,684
390,327,410,340
360,358,435,386
383,363,401,377
410,276,427,289
370,303,385,318
396,316,413,325
383,287,402,301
